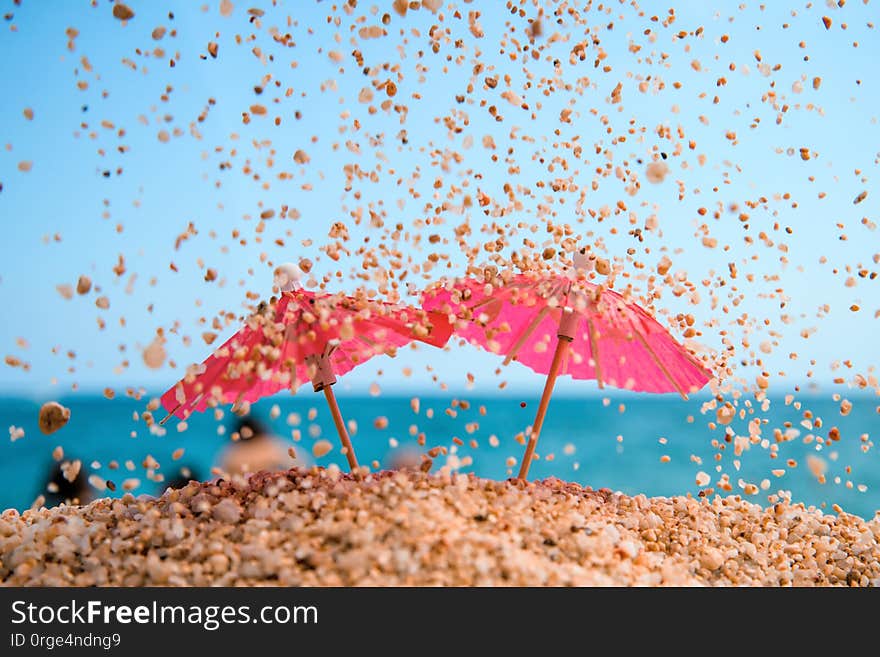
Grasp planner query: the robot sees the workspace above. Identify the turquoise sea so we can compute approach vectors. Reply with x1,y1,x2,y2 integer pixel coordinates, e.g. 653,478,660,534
1,393,878,519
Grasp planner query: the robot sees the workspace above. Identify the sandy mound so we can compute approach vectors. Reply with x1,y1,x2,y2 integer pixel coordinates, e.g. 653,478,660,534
2,468,878,586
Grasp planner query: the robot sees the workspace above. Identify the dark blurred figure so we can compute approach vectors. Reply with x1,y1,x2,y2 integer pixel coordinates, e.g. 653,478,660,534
218,415,303,476
40,460,93,508
388,445,422,471
163,464,202,491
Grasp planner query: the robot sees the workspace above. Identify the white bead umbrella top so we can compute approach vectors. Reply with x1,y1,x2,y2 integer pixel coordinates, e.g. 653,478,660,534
273,262,303,293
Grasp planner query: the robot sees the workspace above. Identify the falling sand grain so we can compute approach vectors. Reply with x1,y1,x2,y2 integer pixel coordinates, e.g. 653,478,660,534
38,402,70,435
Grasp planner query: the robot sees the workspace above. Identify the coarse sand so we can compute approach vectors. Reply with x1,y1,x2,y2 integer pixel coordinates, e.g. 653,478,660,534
2,468,878,586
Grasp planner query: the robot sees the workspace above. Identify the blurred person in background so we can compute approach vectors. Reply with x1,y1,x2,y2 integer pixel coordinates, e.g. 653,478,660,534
39,459,93,508
219,415,304,476
388,445,423,471
164,464,202,491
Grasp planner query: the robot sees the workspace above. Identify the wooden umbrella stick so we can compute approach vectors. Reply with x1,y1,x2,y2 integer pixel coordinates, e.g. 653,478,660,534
517,336,571,481
323,385,359,472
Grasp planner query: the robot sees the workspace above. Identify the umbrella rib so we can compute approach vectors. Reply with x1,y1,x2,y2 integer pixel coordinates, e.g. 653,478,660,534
469,285,515,311
502,306,551,366
324,340,340,358
633,330,688,400
160,390,204,425
230,391,246,413
469,296,497,310
631,306,711,378
585,317,605,389
468,279,550,314
355,334,380,356
185,390,204,409
159,402,181,426
553,280,570,300
560,331,573,375
468,277,519,300
467,278,538,310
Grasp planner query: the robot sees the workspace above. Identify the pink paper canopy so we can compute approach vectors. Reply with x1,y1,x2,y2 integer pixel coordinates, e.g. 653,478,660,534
161,289,452,420
422,274,711,396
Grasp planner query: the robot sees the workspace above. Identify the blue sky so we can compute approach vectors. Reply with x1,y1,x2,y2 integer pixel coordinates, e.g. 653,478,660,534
0,0,877,399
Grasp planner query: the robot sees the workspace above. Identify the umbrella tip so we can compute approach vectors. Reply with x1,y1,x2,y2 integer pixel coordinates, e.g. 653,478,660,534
273,262,302,293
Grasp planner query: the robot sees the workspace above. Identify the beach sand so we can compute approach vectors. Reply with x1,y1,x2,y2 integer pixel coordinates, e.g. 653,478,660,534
2,468,878,586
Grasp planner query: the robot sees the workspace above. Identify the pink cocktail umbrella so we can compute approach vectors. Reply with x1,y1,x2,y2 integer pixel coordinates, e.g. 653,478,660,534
422,254,712,480
160,264,453,471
